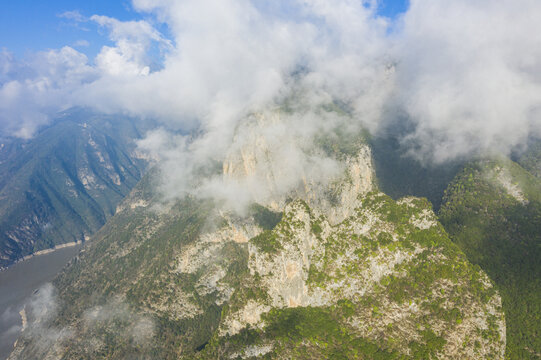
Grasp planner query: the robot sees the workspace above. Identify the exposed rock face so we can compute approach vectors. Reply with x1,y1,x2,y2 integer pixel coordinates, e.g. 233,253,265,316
489,165,528,204
212,192,505,359
9,111,506,359
221,111,375,222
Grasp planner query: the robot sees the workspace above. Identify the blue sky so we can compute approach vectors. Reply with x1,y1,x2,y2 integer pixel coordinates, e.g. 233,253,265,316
377,0,409,19
0,0,409,59
0,0,144,58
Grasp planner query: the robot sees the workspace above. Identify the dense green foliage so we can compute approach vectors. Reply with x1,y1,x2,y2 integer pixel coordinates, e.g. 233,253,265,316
250,230,283,254
440,160,541,359
213,305,402,359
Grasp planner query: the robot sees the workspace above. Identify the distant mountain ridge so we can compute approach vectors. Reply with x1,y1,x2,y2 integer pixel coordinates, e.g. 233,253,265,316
0,108,152,268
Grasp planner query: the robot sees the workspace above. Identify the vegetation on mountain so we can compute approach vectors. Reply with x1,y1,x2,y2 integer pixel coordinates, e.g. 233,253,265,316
514,138,541,179
440,159,541,359
196,192,503,359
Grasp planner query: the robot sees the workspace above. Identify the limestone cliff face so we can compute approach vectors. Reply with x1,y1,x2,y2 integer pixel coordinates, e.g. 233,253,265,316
213,193,505,359
221,111,375,222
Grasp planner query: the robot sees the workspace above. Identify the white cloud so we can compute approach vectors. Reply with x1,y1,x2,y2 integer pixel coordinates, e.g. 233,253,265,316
73,39,90,47
395,0,541,162
16,283,155,357
58,10,86,23
107,0,395,207
1,0,541,195
16,283,73,355
0,47,96,137
91,15,171,76
57,10,91,32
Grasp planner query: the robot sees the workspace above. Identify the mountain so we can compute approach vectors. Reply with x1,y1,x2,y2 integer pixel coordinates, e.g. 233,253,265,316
439,158,541,359
9,110,505,359
0,108,152,268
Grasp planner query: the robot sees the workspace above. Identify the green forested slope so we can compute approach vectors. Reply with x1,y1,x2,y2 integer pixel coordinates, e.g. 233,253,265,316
514,138,541,179
439,159,541,359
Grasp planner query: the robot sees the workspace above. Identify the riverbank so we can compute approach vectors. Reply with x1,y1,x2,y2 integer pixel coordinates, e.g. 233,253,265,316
0,240,83,273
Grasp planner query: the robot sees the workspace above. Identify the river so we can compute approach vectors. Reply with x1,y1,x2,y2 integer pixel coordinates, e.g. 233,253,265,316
0,245,82,360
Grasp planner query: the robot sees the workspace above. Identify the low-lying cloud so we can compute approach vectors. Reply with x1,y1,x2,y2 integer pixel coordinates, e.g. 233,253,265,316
0,47,97,138
11,283,155,358
1,0,540,202
9,283,73,358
